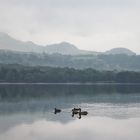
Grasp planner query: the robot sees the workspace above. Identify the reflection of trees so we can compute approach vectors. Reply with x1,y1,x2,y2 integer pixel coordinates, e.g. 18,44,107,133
0,85,140,115
0,85,140,101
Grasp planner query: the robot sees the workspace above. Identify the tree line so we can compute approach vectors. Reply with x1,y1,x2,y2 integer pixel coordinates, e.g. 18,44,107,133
0,50,140,71
0,64,140,83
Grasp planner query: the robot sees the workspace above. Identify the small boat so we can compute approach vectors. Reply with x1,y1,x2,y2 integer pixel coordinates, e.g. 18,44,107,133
54,108,61,114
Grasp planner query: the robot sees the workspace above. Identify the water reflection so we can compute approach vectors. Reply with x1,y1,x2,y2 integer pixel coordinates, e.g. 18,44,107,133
0,117,140,140
0,84,140,140
0,84,140,101
0,84,140,115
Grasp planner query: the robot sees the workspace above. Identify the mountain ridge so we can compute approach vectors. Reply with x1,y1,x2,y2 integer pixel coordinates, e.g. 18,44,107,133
0,32,136,55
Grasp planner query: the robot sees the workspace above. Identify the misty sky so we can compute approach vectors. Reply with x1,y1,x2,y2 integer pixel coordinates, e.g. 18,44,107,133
0,0,140,53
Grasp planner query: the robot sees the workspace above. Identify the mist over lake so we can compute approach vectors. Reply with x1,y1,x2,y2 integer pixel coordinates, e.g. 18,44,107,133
1,0,140,139
0,84,140,140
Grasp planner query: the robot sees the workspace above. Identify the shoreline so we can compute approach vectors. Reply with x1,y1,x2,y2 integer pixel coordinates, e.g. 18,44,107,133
0,82,140,85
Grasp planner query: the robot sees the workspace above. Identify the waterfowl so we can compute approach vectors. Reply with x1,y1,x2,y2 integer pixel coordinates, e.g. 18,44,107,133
79,111,88,115
54,108,61,114
78,110,88,119
72,108,81,117
72,111,79,117
72,108,81,113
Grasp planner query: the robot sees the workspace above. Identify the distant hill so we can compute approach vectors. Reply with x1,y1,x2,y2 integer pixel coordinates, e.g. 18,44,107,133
105,48,136,55
46,42,79,55
45,42,98,55
0,32,136,56
0,32,44,52
0,32,98,55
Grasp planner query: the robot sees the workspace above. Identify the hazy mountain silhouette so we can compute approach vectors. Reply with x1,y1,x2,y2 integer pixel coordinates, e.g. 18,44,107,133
45,42,98,55
0,32,99,55
105,48,136,55
0,32,136,55
0,32,44,52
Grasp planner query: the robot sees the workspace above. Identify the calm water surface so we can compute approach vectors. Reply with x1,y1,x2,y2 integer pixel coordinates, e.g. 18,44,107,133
0,84,140,140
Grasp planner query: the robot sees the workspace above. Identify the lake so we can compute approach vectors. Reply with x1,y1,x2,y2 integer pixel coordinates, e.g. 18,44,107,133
0,84,140,140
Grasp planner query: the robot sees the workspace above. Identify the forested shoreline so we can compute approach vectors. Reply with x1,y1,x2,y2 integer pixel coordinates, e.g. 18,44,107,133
0,64,140,83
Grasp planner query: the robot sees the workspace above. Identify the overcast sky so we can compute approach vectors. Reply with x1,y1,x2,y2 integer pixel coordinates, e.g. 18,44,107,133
0,0,140,53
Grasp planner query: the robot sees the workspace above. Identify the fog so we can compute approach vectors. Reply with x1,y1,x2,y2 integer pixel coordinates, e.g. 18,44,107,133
0,0,140,53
